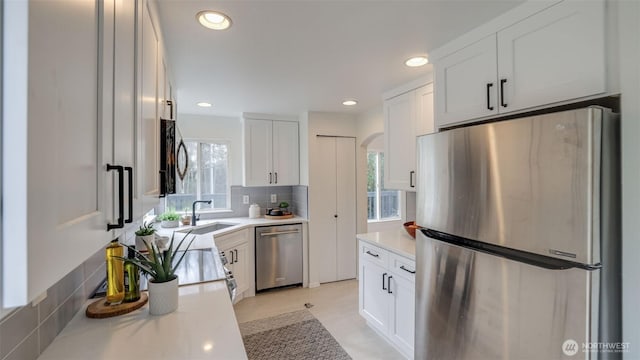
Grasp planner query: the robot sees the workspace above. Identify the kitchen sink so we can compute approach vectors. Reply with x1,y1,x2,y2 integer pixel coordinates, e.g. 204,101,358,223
177,222,237,235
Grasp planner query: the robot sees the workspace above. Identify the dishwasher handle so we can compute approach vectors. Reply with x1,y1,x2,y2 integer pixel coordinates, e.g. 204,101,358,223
260,230,301,237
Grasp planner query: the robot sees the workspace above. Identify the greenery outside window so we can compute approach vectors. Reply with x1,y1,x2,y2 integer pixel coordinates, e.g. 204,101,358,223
165,140,229,213
367,151,400,221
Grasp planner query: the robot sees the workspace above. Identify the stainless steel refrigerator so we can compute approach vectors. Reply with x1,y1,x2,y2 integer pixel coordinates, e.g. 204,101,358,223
415,107,621,359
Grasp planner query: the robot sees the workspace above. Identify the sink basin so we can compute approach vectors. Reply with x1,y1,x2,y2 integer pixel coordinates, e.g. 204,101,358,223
177,222,237,235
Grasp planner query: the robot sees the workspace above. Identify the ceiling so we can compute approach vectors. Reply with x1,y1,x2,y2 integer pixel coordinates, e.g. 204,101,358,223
156,0,524,118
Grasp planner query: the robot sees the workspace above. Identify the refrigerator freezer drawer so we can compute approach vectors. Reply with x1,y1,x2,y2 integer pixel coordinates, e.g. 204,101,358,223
415,231,599,360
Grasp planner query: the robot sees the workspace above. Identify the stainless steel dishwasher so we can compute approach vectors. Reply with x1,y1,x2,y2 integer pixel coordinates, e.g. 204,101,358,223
255,223,303,291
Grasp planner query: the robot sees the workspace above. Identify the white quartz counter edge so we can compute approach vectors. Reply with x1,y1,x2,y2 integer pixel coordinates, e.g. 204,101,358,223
38,281,247,360
356,228,416,260
152,216,307,250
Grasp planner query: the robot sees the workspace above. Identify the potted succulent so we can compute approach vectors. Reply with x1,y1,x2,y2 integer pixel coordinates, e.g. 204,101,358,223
119,231,195,315
135,222,156,251
279,201,290,215
158,209,180,228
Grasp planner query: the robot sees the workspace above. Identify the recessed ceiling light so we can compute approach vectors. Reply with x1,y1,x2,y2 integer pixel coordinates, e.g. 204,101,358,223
342,99,358,106
405,56,429,67
196,11,232,30
197,102,212,108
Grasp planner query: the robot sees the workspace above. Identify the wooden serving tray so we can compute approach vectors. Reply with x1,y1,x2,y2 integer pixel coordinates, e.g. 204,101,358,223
264,214,295,220
86,292,148,319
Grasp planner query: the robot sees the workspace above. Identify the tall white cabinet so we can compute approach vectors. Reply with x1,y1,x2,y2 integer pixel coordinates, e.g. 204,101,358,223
314,137,357,283
243,114,299,186
2,0,170,306
384,82,434,192
434,0,606,128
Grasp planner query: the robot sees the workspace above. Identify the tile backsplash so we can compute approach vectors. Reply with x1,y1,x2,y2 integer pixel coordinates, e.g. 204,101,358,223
0,247,105,360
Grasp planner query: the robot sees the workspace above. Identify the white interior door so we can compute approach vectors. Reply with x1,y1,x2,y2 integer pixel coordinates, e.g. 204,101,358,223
316,137,338,283
336,137,357,280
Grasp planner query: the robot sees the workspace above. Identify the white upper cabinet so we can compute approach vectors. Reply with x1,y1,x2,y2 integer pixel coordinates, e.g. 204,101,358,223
434,0,606,128
384,82,434,192
435,35,498,125
243,115,299,187
496,0,605,112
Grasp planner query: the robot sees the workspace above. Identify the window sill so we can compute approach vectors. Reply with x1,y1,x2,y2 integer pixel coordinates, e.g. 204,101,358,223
367,217,401,224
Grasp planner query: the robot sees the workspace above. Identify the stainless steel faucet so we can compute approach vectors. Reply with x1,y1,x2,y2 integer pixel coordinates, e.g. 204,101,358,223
191,200,212,226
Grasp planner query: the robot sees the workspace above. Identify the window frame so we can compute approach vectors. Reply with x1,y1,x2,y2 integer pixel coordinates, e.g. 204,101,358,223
367,150,401,223
165,138,232,214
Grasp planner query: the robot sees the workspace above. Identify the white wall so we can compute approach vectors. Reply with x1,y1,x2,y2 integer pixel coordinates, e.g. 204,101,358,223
177,113,243,186
618,0,640,356
306,112,358,287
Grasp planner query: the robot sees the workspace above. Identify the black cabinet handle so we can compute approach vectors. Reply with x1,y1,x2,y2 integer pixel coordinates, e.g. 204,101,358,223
269,172,272,184
231,249,235,264
387,275,393,294
410,171,415,188
124,167,133,223
366,251,379,258
400,265,416,274
234,249,238,263
486,83,494,110
107,164,124,231
382,273,387,291
500,79,508,108
274,172,278,184
159,170,166,198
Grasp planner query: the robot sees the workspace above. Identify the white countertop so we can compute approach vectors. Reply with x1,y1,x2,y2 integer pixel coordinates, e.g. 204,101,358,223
38,281,247,360
356,228,416,260
153,216,307,250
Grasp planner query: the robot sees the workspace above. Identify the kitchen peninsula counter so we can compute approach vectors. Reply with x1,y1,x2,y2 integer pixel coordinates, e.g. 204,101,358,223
38,281,247,360
356,228,416,260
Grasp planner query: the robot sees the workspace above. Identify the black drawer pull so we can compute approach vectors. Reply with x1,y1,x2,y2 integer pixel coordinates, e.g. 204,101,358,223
400,265,416,274
387,275,393,294
366,251,379,258
486,83,494,110
500,79,508,108
382,273,387,291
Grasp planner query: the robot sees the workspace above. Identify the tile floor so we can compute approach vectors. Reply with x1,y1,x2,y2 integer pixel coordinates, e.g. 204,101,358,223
233,279,405,360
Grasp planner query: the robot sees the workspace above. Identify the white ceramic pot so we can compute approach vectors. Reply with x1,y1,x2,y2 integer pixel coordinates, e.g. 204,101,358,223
135,234,155,251
161,220,179,228
147,277,179,315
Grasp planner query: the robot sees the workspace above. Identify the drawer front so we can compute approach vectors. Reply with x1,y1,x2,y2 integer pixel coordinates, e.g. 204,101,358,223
389,252,416,282
359,242,388,267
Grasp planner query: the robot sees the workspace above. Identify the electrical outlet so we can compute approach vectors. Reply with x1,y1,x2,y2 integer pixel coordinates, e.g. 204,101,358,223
271,194,277,203
242,195,249,204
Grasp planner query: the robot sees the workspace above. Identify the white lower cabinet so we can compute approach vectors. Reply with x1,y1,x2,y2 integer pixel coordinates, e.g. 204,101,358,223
358,241,415,359
215,228,253,301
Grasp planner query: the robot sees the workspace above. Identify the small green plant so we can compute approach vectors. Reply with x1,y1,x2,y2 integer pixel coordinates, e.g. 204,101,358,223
135,222,155,236
279,201,289,209
118,231,195,283
157,209,180,222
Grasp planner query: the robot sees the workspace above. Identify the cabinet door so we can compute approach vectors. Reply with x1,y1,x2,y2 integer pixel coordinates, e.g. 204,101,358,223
415,84,435,136
336,137,357,281
272,121,299,186
113,0,142,228
388,273,415,359
4,0,113,306
215,229,251,296
384,91,417,191
497,0,605,113
435,35,498,128
232,241,250,295
243,119,273,186
138,2,160,211
359,257,389,335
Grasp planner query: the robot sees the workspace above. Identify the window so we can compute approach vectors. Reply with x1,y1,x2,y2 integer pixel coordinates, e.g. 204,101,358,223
367,151,400,221
165,141,229,213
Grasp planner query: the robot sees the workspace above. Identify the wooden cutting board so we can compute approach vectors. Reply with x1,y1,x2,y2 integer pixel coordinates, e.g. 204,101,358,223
264,214,295,219
85,292,148,319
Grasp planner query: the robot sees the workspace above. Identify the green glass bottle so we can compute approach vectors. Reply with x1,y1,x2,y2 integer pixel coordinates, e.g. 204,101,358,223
124,247,141,302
